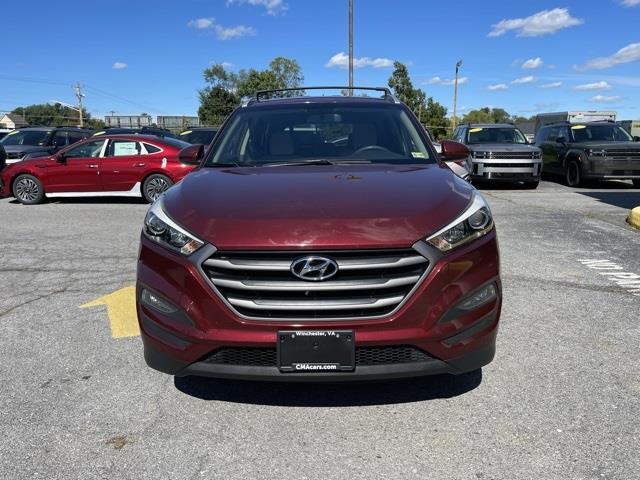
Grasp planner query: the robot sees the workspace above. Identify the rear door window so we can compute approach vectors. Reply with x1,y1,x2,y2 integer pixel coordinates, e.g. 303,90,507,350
107,140,142,156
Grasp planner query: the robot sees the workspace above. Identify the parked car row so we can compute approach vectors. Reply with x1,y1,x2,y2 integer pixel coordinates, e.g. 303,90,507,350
0,134,195,204
429,111,640,189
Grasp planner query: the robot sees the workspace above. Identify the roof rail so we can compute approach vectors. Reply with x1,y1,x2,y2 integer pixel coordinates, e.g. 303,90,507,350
251,86,398,104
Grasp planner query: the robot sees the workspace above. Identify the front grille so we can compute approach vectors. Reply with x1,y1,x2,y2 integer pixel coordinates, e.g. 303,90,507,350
202,346,432,367
473,151,540,160
202,249,429,319
482,163,536,169
605,149,640,160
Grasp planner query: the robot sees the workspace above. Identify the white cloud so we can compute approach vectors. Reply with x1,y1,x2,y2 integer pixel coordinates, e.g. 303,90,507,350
589,95,623,103
221,62,234,69
621,0,640,6
325,52,393,69
540,81,562,88
511,75,536,84
575,81,612,91
227,0,287,15
582,42,640,70
214,24,256,40
489,8,583,37
522,57,543,69
188,17,256,40
488,83,508,91
188,17,214,29
426,76,468,86
112,62,127,70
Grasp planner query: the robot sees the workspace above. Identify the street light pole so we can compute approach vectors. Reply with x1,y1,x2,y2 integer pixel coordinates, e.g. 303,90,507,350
452,59,463,130
348,0,353,95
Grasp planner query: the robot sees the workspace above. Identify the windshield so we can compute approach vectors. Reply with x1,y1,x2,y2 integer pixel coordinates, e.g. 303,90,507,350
205,104,434,167
0,130,50,146
466,127,527,144
570,124,632,142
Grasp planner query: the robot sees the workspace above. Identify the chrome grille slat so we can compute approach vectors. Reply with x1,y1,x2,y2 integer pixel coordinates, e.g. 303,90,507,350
212,275,421,291
201,249,430,320
227,295,405,311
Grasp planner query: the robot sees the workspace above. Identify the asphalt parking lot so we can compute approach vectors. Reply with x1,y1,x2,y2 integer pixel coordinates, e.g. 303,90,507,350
1,179,639,480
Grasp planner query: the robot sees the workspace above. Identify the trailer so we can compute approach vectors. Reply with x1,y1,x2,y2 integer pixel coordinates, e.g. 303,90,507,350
534,111,616,133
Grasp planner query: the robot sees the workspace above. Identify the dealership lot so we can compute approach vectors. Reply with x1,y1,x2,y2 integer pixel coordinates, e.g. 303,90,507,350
1,180,639,479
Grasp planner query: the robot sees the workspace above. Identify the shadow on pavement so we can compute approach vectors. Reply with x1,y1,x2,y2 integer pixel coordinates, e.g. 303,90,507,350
578,191,640,209
174,369,482,406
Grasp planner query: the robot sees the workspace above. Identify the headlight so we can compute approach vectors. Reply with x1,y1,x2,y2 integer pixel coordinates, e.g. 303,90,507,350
426,192,494,252
143,199,204,255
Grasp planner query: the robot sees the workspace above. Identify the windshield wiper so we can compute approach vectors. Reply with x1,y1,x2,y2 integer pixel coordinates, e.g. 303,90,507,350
262,159,336,167
209,162,243,168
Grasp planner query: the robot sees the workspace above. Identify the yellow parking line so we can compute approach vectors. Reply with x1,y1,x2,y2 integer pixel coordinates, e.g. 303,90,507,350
81,285,139,338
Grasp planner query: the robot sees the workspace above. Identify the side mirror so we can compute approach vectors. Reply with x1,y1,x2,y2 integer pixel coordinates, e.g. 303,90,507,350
56,152,66,163
439,140,470,161
178,144,205,165
556,136,567,144
633,136,640,142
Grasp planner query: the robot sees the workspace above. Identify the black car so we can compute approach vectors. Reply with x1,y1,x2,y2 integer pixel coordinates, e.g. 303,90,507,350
534,121,640,187
0,126,93,164
0,143,6,170
93,127,177,139
178,127,218,146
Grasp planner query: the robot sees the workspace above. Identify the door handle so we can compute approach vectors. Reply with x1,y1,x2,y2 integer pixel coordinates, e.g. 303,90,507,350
135,162,146,167
88,164,99,168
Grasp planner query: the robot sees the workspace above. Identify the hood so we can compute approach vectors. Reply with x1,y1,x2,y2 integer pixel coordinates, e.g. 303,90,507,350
466,143,540,153
162,164,473,250
574,141,640,150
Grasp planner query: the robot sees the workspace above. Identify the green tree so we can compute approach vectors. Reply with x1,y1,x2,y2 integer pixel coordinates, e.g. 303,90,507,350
388,61,425,113
197,57,303,124
387,61,450,139
460,107,529,125
12,103,103,129
198,86,239,126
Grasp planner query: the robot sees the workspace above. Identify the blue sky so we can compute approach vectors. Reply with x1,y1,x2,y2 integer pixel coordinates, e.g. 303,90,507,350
2,0,639,120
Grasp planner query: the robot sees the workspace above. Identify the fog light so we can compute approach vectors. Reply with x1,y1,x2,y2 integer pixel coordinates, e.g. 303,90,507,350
140,289,177,314
458,283,497,310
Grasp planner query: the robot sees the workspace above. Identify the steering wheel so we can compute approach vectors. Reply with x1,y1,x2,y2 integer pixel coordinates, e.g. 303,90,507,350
353,145,393,156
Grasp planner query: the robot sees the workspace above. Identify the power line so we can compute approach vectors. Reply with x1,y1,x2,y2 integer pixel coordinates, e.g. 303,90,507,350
0,73,166,114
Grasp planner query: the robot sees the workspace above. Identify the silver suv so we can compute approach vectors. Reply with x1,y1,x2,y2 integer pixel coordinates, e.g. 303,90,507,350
452,123,542,188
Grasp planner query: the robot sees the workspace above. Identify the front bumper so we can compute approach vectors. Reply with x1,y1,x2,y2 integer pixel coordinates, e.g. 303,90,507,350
472,159,542,182
583,157,640,179
136,233,502,381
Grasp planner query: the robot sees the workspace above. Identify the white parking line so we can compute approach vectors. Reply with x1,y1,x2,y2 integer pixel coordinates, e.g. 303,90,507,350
578,259,640,297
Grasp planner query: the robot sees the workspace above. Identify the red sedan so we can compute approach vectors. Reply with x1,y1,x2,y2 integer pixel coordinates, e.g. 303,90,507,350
0,134,198,204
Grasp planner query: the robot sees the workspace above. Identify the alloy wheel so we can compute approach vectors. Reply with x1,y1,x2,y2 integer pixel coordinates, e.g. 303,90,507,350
14,177,40,203
145,177,170,201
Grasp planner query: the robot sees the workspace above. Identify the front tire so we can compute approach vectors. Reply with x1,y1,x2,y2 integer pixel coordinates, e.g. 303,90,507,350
12,174,45,205
142,174,173,203
566,159,583,187
633,179,640,188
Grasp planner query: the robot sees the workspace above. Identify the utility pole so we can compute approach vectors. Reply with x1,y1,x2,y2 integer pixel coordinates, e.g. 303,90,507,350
348,0,353,95
74,83,84,128
452,60,463,130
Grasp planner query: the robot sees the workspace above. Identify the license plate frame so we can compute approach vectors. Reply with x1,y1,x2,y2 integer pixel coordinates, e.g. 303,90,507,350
277,330,355,373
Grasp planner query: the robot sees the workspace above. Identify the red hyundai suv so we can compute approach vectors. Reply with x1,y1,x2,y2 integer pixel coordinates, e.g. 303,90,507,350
137,87,501,381
0,134,194,204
